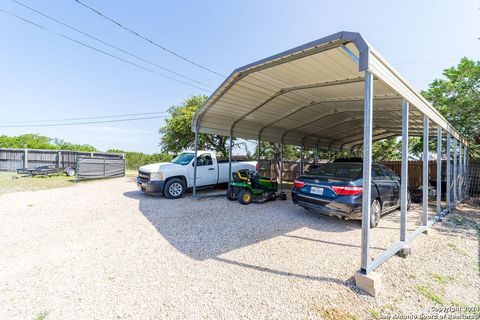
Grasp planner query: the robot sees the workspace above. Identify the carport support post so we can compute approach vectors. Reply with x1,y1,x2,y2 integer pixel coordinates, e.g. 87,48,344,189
192,128,199,199
396,99,412,258
228,135,233,184
360,71,373,273
459,143,462,201
446,133,451,211
453,138,457,206
400,100,409,242
299,146,303,175
280,144,283,191
257,137,261,173
422,115,429,226
436,128,442,215
355,71,380,297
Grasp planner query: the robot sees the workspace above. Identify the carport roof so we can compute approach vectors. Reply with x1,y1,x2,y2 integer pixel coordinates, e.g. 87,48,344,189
192,31,468,151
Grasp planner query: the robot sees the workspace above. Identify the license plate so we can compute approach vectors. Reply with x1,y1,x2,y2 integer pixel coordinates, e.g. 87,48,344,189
310,186,324,195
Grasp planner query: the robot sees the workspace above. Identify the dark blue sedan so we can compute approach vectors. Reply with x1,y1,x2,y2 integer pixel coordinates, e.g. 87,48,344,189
291,161,410,227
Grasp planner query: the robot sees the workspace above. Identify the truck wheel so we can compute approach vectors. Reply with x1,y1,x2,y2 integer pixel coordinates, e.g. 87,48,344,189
226,188,237,201
370,199,382,228
65,167,75,177
238,190,252,205
164,178,186,199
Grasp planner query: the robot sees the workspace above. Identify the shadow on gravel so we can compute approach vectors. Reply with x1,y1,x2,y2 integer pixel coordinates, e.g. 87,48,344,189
124,189,366,288
124,189,358,261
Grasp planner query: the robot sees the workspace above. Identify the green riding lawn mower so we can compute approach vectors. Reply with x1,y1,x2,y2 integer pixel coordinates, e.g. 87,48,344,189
226,169,287,205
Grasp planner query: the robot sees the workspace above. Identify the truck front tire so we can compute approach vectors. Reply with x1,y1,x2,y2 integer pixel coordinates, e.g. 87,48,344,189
164,178,186,199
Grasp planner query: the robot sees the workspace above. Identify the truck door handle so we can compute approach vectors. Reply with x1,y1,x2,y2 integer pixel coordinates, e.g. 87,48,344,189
208,168,215,171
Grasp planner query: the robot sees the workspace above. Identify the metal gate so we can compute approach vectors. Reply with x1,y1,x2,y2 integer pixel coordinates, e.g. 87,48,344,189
76,157,125,180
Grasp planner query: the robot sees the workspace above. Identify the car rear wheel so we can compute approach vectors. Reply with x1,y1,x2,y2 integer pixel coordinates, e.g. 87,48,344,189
164,178,186,199
370,199,381,228
238,190,252,205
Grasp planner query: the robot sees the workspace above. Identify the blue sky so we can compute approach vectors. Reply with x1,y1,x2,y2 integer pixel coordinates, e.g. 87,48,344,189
1,0,479,153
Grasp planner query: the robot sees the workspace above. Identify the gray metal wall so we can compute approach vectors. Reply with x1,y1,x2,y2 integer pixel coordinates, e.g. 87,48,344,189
76,157,125,180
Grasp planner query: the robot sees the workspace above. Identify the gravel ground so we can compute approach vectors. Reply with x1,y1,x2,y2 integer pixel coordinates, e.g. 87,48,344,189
0,177,478,319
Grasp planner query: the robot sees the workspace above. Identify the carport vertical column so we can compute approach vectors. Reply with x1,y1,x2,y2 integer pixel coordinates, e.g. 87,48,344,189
400,99,409,243
422,115,429,226
299,146,304,175
459,143,463,201
257,137,261,173
280,144,283,191
446,134,451,211
360,71,373,273
453,138,457,206
192,128,199,198
228,135,233,184
436,128,442,215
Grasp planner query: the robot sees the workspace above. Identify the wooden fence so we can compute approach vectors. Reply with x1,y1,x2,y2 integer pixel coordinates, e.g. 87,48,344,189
258,159,479,188
0,148,124,172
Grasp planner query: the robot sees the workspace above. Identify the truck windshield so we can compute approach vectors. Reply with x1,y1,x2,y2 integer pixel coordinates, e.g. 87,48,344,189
171,153,195,165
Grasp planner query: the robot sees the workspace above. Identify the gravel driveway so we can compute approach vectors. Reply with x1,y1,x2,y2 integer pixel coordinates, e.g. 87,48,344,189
0,177,478,319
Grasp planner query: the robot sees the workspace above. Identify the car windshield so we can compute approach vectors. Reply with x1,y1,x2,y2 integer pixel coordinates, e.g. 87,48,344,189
309,163,362,180
171,152,195,165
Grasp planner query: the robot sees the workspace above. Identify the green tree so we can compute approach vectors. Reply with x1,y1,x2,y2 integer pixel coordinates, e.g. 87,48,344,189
0,134,96,151
421,58,480,154
107,149,172,170
159,95,232,157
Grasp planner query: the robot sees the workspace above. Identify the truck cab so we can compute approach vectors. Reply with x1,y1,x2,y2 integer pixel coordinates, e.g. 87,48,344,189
136,151,256,199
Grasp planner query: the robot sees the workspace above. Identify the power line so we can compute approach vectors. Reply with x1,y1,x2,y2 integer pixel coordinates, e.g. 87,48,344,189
0,111,169,124
0,115,169,128
0,8,211,93
73,0,226,78
10,0,212,89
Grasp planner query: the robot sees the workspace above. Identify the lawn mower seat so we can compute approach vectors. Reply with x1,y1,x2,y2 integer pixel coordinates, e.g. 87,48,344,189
232,169,250,182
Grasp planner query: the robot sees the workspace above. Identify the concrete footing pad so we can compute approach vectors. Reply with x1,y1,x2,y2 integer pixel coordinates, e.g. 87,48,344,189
396,245,412,258
355,270,382,297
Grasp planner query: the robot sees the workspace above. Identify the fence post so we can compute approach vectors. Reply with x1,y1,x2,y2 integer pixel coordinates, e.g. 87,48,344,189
24,149,28,169
57,151,61,168
103,157,106,178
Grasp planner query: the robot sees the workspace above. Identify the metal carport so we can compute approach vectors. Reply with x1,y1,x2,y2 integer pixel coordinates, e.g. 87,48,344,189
191,31,470,295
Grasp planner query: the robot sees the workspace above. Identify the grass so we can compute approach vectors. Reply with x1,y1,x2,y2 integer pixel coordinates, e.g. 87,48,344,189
447,242,471,257
368,309,381,319
0,172,74,195
414,285,444,305
311,304,358,320
34,311,49,320
428,272,455,284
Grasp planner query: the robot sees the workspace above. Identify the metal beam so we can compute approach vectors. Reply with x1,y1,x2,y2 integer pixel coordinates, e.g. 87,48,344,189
299,146,304,175
400,99,409,242
280,143,284,191
422,115,429,226
228,136,233,184
192,128,199,199
360,71,373,273
257,136,261,172
446,133,451,211
459,142,462,201
436,128,442,215
453,138,457,205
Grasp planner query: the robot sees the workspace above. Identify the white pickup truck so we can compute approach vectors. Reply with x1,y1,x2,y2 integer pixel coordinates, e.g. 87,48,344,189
136,151,257,199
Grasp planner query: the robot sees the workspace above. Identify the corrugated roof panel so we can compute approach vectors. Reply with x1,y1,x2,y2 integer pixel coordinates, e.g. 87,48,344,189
193,32,468,150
